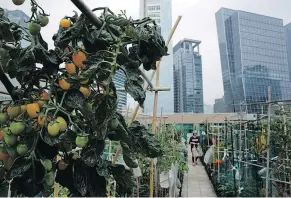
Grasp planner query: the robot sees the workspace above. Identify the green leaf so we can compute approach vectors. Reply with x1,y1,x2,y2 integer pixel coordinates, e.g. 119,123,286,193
124,67,145,107
128,121,163,158
92,93,117,139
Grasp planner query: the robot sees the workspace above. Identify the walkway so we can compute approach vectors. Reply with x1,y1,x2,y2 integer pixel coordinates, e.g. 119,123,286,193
186,149,217,197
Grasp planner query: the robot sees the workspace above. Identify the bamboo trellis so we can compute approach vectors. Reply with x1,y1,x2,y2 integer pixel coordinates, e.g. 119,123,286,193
112,15,182,198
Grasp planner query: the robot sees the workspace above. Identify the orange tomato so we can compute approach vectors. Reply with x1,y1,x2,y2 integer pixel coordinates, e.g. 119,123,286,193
65,62,76,74
60,18,71,28
215,159,222,164
26,103,40,119
79,86,91,97
72,51,86,69
58,78,71,90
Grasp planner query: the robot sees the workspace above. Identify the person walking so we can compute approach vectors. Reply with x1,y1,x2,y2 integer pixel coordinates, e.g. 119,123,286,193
189,132,200,166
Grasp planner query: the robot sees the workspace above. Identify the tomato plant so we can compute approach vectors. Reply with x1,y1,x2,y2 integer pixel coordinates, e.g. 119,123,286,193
0,0,166,197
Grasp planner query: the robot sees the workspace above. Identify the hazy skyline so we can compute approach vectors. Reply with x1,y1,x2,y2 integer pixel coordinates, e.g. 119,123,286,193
2,0,291,108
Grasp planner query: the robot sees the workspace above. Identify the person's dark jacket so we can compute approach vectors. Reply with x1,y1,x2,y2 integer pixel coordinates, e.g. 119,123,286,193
189,136,200,150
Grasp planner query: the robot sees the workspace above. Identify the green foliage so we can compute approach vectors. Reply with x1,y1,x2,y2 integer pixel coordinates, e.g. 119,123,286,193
269,110,291,197
156,124,188,172
0,2,167,197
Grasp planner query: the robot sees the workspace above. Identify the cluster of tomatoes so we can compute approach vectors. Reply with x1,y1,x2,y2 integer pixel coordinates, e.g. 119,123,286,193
59,49,91,99
0,91,69,155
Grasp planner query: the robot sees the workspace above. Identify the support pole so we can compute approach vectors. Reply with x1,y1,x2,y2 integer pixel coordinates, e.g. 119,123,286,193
112,16,182,164
265,86,271,197
149,38,162,197
130,15,182,123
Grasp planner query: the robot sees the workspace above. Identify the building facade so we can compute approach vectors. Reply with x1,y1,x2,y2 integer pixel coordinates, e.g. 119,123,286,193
285,23,291,78
113,70,127,112
173,39,204,113
216,8,291,113
214,96,226,113
139,0,174,114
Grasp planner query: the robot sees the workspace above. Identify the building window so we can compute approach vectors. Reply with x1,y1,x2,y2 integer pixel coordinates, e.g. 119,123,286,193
147,5,160,11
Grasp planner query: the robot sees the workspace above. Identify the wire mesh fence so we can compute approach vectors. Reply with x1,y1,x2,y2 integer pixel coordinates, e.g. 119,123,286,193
200,100,291,197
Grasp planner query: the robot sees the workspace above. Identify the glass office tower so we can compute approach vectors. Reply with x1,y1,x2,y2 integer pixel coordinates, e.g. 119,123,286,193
216,8,291,113
173,39,204,113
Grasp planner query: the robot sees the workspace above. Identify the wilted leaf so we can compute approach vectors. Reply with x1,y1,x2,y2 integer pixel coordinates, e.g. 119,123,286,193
92,93,117,139
36,138,59,160
124,67,145,107
128,121,163,158
86,167,107,197
64,89,86,109
5,156,32,180
113,169,135,196
0,21,15,42
10,160,45,197
40,127,61,146
81,140,105,168
122,151,138,168
73,159,87,196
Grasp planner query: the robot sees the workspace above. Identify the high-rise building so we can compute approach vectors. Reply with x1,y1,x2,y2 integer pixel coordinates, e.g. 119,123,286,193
285,23,291,78
113,70,127,112
139,0,173,114
214,96,226,113
173,39,204,113
4,9,30,27
216,8,291,113
4,9,30,47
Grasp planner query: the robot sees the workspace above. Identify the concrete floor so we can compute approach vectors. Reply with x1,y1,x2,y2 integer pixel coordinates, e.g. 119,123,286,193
186,149,217,197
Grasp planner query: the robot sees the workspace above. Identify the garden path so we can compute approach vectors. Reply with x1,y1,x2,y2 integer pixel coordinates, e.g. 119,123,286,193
186,149,217,197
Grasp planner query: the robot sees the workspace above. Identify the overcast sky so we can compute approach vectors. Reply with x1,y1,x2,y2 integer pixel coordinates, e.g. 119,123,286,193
2,0,291,106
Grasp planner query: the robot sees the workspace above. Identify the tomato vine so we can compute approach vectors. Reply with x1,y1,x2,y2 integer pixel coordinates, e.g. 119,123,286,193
0,0,167,196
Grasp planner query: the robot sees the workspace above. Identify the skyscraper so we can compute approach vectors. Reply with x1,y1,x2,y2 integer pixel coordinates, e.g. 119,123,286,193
285,23,291,78
4,9,30,47
173,39,204,113
216,8,291,113
139,0,173,114
113,70,127,112
214,96,226,113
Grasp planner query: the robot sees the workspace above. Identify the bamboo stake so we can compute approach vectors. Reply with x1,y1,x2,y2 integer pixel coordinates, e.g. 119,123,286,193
112,16,182,164
149,32,162,197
